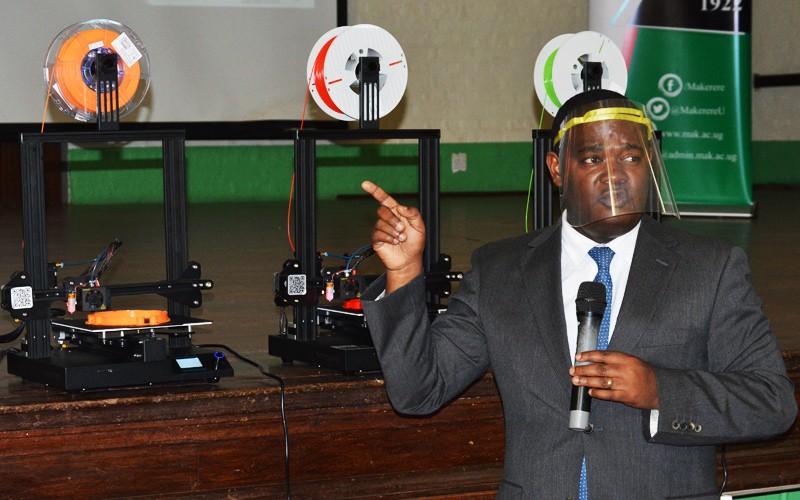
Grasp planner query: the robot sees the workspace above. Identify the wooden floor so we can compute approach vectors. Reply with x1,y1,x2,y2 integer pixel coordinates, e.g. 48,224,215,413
0,187,799,498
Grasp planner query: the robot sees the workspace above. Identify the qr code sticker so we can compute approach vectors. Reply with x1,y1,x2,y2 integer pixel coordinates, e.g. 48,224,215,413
287,274,307,296
10,286,33,310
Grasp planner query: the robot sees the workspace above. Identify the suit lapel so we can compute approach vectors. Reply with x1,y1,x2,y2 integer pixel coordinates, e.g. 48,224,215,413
521,221,573,381
517,218,679,394
608,217,679,353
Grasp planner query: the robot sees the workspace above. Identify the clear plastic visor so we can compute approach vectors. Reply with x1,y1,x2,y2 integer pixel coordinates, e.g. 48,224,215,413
554,103,679,228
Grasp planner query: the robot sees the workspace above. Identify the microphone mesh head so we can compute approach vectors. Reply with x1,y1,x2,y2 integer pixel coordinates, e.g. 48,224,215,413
576,281,607,315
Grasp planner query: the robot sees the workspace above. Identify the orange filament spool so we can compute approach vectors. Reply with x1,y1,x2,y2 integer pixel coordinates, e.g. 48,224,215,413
52,28,141,114
44,19,150,122
86,310,170,327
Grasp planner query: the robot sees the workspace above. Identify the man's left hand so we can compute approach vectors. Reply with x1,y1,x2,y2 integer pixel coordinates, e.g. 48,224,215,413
569,351,659,410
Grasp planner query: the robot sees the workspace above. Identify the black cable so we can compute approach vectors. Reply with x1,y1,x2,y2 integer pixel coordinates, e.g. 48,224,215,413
346,245,375,271
0,322,25,365
719,444,728,495
196,343,291,500
0,347,20,364
77,239,122,284
0,322,25,344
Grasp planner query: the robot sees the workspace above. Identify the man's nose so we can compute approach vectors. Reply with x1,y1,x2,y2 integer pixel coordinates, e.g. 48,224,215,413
601,162,627,183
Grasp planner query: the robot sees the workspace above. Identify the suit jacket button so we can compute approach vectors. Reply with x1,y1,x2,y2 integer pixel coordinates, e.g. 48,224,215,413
694,424,702,432
680,422,689,431
672,420,680,430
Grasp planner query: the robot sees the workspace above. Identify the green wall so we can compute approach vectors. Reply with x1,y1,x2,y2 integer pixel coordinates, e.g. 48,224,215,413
67,142,533,204
65,140,798,204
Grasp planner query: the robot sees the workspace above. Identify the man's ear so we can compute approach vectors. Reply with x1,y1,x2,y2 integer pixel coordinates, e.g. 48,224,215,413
546,151,562,188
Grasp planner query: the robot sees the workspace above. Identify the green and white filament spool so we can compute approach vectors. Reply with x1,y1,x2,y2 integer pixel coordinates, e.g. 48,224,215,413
533,31,628,116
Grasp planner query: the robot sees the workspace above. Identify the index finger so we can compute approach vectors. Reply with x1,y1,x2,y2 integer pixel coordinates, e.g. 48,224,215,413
576,350,631,365
361,180,399,209
575,350,612,364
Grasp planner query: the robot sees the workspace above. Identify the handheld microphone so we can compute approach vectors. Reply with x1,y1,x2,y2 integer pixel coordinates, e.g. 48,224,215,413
569,281,607,432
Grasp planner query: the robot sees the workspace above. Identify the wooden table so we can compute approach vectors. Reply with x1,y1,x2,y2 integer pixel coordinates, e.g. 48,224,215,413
0,351,798,499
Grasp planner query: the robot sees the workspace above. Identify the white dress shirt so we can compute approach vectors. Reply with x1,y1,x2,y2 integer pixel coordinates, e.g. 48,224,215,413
560,211,640,361
559,212,659,435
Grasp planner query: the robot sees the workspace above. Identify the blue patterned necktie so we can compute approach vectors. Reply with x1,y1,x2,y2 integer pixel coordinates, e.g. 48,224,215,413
579,246,615,500
588,246,615,350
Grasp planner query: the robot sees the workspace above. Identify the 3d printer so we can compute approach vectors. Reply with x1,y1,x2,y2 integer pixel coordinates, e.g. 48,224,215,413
268,24,463,373
0,20,232,391
0,129,233,392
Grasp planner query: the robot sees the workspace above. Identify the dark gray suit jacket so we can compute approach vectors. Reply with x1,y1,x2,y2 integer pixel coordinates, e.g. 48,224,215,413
361,216,797,499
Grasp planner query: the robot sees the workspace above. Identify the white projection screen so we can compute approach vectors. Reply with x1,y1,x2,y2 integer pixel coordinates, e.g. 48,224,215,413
0,0,340,124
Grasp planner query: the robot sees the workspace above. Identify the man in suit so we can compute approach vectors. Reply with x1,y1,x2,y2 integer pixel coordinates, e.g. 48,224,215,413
359,90,797,499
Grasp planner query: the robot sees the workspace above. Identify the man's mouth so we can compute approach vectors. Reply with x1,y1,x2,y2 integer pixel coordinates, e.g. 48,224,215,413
599,189,629,208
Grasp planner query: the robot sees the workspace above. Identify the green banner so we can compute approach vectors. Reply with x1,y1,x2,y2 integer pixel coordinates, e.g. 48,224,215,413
591,0,753,216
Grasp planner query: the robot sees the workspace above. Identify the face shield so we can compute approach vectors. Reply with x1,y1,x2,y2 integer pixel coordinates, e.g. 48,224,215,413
552,98,679,228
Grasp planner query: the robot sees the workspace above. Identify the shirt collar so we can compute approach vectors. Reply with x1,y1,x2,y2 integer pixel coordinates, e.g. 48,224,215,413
561,211,641,267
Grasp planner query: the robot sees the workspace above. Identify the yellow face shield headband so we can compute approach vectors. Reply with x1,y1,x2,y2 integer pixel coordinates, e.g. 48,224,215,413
553,107,654,146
